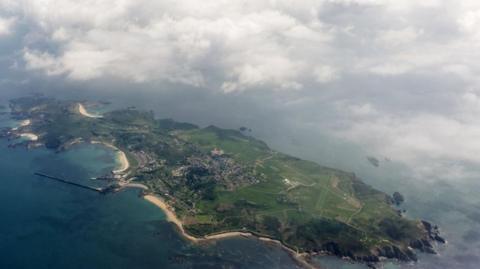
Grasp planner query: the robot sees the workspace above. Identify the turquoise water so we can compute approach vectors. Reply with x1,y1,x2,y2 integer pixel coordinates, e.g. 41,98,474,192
0,140,175,268
0,113,300,269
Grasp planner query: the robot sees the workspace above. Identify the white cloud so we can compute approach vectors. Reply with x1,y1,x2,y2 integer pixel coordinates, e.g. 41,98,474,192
368,63,413,75
313,65,339,83
347,103,377,117
23,50,65,76
0,17,15,36
5,0,480,92
458,10,480,33
376,27,422,47
333,97,480,180
7,0,333,90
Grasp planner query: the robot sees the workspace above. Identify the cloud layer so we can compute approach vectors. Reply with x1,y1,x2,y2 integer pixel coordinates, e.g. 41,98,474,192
4,0,480,91
2,0,480,180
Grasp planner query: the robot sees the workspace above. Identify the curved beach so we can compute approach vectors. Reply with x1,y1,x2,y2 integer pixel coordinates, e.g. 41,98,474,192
19,119,31,127
113,150,130,174
20,133,38,141
78,103,103,118
144,195,199,242
12,119,31,131
143,194,316,269
91,141,130,174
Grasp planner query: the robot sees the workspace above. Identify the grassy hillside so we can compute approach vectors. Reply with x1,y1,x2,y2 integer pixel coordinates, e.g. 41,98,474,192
177,127,423,255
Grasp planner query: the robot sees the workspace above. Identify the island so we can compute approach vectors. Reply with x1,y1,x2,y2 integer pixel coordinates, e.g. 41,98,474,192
366,156,380,168
0,96,444,268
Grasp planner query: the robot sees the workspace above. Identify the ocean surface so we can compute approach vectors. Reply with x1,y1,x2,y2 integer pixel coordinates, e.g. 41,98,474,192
1,98,479,269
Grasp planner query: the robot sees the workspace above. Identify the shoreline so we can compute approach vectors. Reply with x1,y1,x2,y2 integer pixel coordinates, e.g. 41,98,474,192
91,141,130,174
144,195,200,242
78,103,103,118
113,150,129,174
19,119,31,127
20,133,38,141
12,119,31,131
143,194,317,269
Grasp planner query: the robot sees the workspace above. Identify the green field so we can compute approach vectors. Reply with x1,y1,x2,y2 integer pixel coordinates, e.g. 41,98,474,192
177,127,423,254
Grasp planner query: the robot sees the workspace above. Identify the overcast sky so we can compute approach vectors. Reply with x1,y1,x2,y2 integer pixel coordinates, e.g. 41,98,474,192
1,0,480,182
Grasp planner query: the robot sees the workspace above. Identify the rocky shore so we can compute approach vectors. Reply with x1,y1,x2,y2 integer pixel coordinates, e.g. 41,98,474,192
295,220,445,268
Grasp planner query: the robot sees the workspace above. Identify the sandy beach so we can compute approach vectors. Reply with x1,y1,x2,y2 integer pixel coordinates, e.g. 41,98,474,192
204,231,252,240
143,195,267,243
143,194,316,269
91,141,130,174
143,196,252,242
19,119,31,126
12,119,31,131
113,150,129,174
20,133,38,141
143,195,200,242
78,103,103,118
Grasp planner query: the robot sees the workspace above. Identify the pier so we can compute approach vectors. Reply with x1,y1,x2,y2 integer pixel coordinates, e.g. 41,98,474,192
34,172,106,193
34,172,148,194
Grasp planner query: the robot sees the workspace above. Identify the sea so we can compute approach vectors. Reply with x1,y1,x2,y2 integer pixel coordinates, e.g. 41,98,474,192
0,95,479,269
